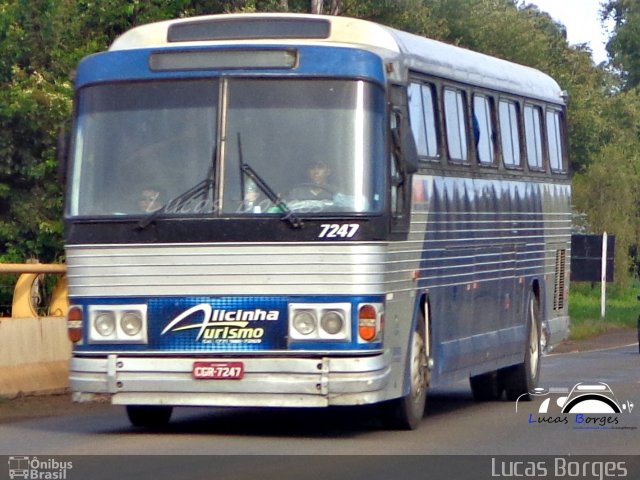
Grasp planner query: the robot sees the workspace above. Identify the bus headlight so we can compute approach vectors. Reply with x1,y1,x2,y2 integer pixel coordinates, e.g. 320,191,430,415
321,310,344,335
121,311,144,336
288,303,351,342
94,312,116,337
88,305,148,344
292,310,316,336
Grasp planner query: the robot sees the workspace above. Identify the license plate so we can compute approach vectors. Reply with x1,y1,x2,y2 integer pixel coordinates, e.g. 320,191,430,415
192,361,244,380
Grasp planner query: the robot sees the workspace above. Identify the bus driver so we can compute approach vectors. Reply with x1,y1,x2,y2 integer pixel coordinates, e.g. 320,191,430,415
288,161,336,201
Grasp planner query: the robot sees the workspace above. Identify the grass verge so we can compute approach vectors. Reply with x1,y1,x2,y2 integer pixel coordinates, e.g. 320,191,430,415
569,281,639,340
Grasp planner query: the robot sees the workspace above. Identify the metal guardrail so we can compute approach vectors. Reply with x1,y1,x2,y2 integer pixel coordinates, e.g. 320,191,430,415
0,264,67,274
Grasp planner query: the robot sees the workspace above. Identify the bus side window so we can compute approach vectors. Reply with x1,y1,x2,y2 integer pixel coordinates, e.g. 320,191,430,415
389,111,405,218
408,81,439,159
524,104,544,170
473,94,495,165
498,99,521,168
444,87,468,162
546,109,565,172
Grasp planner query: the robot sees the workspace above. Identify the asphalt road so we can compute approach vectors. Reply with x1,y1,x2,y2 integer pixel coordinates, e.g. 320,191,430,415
0,332,638,479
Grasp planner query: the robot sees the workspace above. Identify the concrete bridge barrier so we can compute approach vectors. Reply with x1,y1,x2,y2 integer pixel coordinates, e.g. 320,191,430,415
0,263,69,397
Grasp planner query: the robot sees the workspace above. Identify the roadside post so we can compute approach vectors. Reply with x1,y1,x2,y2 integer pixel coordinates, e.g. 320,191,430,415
570,232,615,317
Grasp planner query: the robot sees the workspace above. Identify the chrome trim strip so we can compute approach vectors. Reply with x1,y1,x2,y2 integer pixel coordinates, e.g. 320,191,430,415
67,243,390,297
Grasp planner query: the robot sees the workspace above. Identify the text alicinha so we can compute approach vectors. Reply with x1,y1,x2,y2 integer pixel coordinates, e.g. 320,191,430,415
161,304,279,341
491,458,627,479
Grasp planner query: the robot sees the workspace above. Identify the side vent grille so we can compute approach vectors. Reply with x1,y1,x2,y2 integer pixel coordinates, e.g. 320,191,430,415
553,249,566,310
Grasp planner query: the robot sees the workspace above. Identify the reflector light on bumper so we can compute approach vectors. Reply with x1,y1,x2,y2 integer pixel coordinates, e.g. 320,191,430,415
67,305,84,343
358,303,384,342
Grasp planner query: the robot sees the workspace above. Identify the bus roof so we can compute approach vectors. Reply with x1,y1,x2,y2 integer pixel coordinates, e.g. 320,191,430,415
110,13,565,105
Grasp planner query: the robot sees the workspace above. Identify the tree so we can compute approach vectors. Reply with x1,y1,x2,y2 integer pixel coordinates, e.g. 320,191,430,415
310,0,322,14
0,0,72,263
572,89,640,278
603,0,640,89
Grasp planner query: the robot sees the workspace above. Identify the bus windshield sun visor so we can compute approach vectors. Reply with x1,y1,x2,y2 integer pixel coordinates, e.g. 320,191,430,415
149,49,298,72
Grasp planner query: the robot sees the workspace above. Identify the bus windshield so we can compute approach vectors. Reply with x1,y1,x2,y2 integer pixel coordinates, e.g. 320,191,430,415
68,78,385,218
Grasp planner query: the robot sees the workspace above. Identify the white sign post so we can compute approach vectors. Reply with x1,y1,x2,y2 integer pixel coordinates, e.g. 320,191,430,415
601,232,608,318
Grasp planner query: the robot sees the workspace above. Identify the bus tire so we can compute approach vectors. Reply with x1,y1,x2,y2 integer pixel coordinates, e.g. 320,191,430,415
470,371,502,401
502,293,541,401
382,327,428,430
126,405,173,428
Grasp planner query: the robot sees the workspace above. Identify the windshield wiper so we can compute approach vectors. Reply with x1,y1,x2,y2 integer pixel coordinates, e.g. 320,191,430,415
137,173,214,230
237,133,302,229
240,163,303,229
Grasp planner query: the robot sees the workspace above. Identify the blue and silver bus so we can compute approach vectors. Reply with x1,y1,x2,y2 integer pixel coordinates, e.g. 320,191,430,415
65,13,571,430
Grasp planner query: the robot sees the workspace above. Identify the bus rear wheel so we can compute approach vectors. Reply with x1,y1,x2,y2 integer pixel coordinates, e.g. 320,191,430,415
501,293,541,401
470,371,502,401
126,405,173,428
381,327,428,430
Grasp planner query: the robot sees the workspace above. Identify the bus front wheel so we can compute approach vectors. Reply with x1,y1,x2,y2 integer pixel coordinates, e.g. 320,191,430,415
126,405,173,428
381,327,428,430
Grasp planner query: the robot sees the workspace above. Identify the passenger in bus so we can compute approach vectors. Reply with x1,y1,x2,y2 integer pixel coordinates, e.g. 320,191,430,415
288,160,336,201
472,113,480,149
242,180,263,213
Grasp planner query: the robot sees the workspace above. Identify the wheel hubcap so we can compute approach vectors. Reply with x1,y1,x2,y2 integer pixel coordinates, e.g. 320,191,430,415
410,333,427,401
529,300,540,377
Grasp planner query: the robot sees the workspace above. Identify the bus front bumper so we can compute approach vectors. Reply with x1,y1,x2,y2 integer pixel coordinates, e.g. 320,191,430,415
70,352,392,407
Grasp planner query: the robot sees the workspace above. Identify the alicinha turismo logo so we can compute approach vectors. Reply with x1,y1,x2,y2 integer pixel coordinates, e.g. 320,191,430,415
161,303,279,343
518,382,636,430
